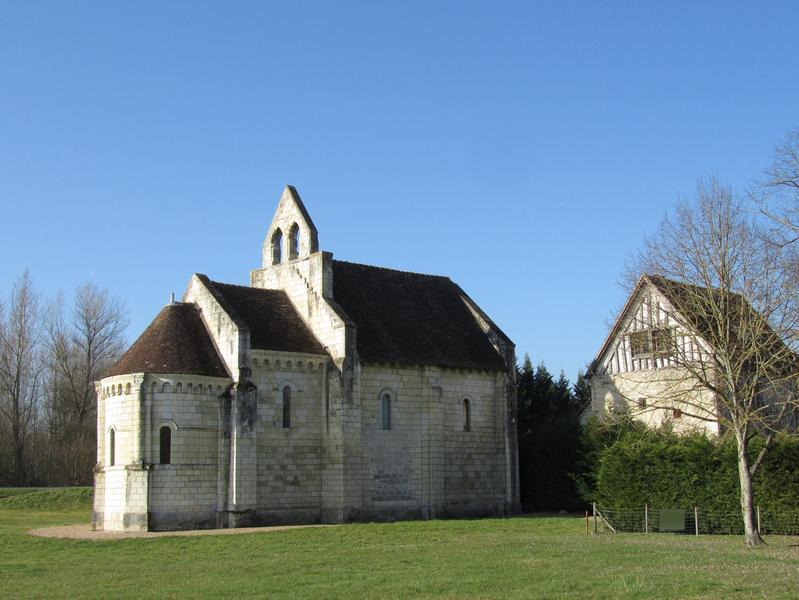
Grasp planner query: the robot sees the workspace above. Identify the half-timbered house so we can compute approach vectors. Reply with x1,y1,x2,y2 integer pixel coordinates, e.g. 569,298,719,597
585,275,726,434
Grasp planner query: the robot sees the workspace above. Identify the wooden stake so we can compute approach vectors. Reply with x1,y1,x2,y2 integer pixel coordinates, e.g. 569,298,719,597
645,504,649,534
757,506,761,535
585,511,589,535
694,507,699,536
593,502,597,534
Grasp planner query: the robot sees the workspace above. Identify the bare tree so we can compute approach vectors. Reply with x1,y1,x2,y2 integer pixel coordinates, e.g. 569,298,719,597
625,179,799,547
757,128,799,246
0,272,44,485
45,283,128,484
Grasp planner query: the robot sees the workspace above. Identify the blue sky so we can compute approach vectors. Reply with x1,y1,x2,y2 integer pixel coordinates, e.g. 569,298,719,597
1,1,797,380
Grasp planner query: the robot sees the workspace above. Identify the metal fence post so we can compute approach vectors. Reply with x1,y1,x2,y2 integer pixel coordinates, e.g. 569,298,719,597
645,504,649,534
694,506,699,536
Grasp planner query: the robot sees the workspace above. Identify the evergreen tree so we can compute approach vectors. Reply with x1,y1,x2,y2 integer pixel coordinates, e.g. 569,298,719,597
572,370,591,411
516,358,584,512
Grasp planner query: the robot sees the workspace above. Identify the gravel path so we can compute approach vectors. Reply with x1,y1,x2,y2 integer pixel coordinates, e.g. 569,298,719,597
29,523,332,540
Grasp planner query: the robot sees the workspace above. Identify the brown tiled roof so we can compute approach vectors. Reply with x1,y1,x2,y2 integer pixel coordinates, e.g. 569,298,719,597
106,303,228,378
331,260,507,370
647,275,797,372
648,275,759,343
200,277,326,355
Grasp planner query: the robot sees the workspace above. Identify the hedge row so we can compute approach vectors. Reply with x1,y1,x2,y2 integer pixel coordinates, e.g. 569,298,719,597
580,418,799,514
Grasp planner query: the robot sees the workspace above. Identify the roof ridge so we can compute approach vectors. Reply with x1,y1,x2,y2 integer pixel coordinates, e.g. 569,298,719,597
209,279,286,294
331,260,507,370
333,259,451,281
645,273,746,300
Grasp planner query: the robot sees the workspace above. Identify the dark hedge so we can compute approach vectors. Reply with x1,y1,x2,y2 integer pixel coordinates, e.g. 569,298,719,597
579,417,799,513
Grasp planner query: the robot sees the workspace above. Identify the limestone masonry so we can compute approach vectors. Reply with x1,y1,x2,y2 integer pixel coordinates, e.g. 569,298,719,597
93,186,520,531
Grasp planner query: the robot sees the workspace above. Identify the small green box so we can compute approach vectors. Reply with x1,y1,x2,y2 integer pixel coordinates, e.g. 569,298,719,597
659,509,686,531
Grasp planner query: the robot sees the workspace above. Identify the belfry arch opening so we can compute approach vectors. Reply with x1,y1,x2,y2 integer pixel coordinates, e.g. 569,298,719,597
288,223,300,260
271,228,283,265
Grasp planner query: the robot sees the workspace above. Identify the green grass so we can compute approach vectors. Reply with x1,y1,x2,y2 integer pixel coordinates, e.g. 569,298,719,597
0,488,47,500
1,489,798,599
0,487,92,510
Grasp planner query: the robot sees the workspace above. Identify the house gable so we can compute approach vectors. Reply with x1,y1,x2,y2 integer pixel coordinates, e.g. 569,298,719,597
588,276,714,378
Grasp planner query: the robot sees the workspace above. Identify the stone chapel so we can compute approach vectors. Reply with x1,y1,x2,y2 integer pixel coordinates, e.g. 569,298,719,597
93,186,520,531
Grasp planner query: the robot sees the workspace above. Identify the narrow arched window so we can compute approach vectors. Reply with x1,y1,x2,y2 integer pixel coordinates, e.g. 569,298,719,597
159,426,171,465
162,382,171,393
176,382,182,393
271,228,283,265
117,384,122,395
381,393,392,430
282,386,291,429
463,398,471,432
109,428,116,466
288,223,300,260
125,383,131,395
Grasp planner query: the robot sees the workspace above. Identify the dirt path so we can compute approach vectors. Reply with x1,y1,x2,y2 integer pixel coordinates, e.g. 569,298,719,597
29,523,332,540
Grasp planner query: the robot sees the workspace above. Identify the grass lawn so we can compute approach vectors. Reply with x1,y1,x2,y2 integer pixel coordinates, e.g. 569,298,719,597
1,490,798,599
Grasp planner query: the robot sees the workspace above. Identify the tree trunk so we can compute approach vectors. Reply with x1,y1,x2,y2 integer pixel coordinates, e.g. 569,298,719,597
12,420,26,485
735,431,764,547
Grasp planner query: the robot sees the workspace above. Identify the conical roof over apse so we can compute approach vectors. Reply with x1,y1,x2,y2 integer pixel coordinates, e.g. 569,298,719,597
105,302,229,378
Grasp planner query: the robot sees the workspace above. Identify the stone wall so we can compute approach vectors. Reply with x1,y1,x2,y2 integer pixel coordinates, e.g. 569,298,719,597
97,374,143,468
251,252,351,365
147,374,229,530
250,350,328,524
94,374,149,531
184,275,245,376
358,363,510,520
94,372,231,531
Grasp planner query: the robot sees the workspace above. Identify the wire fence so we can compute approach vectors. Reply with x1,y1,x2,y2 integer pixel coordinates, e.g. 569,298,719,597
591,504,799,536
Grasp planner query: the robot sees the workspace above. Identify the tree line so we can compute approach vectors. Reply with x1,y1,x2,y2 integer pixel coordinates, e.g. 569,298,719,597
516,356,588,512
0,272,127,486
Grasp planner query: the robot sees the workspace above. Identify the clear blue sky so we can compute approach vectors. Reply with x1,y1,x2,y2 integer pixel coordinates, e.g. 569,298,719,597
1,1,797,380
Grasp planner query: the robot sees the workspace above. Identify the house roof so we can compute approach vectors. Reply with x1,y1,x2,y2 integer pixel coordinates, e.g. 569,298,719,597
199,276,327,355
647,275,796,372
331,260,508,370
587,274,795,378
105,302,229,378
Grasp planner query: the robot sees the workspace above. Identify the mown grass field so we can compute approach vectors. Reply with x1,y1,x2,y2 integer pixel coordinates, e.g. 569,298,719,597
1,488,798,599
